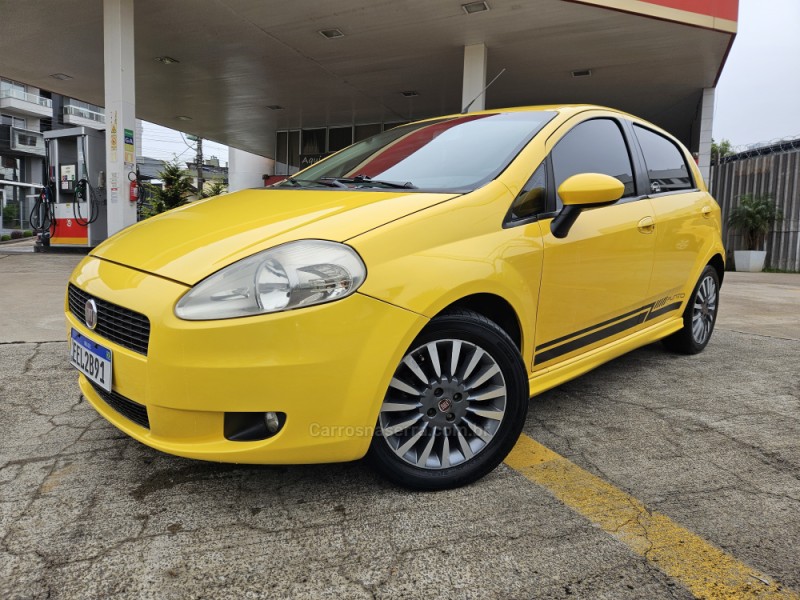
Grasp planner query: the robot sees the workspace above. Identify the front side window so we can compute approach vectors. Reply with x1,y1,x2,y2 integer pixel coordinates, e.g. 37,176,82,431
633,124,693,193
552,119,636,199
279,111,557,192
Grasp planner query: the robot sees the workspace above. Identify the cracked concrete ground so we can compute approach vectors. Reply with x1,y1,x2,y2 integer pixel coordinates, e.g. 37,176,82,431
1,251,798,599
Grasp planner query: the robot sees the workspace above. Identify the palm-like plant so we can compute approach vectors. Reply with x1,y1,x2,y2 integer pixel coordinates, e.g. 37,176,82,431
140,160,193,218
202,180,227,198
727,194,783,251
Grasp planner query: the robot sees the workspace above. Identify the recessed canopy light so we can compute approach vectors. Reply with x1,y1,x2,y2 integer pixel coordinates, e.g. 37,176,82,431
401,91,419,98
176,115,192,121
49,73,73,81
266,105,285,110
462,1,490,15
572,69,593,78
318,28,345,39
156,56,180,65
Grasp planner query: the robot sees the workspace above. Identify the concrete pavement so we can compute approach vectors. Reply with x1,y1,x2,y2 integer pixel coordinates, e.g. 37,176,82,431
1,249,798,599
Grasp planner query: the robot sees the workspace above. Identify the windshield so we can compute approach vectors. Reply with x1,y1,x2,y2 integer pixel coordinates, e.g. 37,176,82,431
280,111,557,192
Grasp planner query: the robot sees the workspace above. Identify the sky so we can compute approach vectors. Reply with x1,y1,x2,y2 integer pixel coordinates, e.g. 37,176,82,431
712,0,800,149
140,121,229,167
139,0,800,163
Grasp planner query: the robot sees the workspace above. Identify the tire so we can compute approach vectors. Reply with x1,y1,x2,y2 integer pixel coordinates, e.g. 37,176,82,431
662,265,720,355
368,309,529,490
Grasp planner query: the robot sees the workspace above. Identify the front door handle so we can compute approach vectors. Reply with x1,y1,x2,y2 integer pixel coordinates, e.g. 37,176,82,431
637,216,655,234
701,205,712,218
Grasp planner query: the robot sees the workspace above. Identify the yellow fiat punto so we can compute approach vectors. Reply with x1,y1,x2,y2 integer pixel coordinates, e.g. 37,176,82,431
67,105,724,489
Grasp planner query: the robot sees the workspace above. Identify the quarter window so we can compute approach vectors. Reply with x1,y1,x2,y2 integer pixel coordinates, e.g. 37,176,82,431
633,124,693,193
552,119,635,199
509,163,547,221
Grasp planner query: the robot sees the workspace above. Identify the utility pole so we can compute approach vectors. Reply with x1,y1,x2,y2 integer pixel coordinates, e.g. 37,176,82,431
195,137,204,196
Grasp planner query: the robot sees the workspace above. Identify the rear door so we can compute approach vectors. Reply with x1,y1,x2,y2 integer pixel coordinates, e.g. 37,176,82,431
533,115,656,370
630,123,713,318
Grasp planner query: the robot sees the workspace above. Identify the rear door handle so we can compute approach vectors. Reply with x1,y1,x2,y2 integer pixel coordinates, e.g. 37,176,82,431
637,216,655,234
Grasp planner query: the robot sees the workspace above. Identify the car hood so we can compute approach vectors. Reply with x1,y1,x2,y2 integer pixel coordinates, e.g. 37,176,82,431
91,188,457,285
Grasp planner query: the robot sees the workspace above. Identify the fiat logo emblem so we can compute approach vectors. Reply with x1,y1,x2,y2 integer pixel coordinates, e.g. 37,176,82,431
84,298,98,330
438,398,452,412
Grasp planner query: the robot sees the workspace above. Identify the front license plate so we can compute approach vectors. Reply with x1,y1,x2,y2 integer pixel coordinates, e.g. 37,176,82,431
69,328,113,392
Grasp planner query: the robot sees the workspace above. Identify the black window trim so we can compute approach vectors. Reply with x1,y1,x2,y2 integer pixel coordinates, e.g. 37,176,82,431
504,115,646,229
550,116,640,203
627,120,699,197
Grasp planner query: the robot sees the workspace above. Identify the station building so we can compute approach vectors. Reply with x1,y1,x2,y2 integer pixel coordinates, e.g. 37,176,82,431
0,0,737,237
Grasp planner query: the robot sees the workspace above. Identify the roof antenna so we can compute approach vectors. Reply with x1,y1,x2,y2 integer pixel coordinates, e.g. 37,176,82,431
461,68,506,114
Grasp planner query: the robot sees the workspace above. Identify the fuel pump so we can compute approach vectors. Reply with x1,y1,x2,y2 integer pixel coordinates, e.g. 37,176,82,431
42,127,107,248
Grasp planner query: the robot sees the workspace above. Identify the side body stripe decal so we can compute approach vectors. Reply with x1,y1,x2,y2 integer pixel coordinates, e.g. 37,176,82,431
534,297,684,365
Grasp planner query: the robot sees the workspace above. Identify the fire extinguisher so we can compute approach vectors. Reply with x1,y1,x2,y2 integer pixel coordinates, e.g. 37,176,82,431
129,179,139,202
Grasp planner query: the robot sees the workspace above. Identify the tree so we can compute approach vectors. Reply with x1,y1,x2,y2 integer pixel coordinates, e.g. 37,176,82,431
727,194,783,250
140,160,193,218
711,138,733,164
202,180,227,198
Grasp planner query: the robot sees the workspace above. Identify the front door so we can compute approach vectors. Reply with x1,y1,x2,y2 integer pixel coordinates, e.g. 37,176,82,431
533,116,656,370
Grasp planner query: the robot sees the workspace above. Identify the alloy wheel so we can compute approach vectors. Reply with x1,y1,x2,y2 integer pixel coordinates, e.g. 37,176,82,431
691,274,718,345
378,339,507,470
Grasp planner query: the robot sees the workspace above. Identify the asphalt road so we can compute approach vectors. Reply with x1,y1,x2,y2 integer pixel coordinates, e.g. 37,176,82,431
1,250,798,599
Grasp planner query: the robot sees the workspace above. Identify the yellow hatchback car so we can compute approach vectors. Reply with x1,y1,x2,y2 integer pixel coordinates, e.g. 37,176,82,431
67,105,724,489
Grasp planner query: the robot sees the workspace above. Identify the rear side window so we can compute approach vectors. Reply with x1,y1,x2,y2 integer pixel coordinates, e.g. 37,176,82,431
633,125,693,194
552,119,635,199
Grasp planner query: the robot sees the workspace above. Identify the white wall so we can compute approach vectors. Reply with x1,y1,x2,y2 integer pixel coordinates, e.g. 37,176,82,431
228,147,274,191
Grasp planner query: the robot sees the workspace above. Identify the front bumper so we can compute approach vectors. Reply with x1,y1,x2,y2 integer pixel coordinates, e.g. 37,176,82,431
67,256,427,463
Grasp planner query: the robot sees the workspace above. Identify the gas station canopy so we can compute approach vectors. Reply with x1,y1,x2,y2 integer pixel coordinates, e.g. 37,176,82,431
1,0,736,157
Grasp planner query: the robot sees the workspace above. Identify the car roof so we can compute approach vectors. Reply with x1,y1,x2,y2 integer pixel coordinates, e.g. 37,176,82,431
400,104,680,146
406,104,634,124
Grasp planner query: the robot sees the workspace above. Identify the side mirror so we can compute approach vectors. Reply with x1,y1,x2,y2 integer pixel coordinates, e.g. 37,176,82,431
551,173,625,238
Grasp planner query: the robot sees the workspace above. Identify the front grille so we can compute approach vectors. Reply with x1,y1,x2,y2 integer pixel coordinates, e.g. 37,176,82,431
90,382,150,429
68,284,150,355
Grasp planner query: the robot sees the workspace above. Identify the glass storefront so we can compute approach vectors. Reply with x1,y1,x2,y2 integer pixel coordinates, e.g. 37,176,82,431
274,121,407,175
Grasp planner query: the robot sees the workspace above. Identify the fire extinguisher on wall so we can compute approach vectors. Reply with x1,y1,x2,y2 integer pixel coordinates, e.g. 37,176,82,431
127,170,140,203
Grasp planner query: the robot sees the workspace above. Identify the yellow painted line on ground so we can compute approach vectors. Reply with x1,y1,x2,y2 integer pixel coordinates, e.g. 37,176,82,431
505,434,799,599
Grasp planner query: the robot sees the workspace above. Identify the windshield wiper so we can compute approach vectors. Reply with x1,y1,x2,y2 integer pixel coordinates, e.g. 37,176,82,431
319,175,417,189
280,177,343,189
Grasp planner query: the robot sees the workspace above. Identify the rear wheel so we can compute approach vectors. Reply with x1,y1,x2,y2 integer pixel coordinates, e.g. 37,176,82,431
368,309,529,490
662,265,719,354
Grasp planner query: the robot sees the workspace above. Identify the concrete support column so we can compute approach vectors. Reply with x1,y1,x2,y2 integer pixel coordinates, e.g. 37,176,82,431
228,148,275,192
462,43,488,113
697,87,715,184
103,0,137,235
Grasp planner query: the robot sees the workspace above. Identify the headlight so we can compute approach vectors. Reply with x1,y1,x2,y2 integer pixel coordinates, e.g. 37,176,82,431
175,240,367,320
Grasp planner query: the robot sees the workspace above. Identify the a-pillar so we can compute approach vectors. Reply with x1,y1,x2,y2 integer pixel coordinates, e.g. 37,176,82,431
462,43,488,113
228,148,275,192
104,0,138,235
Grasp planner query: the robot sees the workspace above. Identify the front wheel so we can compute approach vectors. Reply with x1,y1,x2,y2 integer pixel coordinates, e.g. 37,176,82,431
662,265,720,354
368,309,529,490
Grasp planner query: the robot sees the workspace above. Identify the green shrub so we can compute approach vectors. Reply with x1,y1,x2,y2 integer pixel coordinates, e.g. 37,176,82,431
2,203,19,223
23,230,33,237
10,230,23,240
0,234,10,242
728,194,783,250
